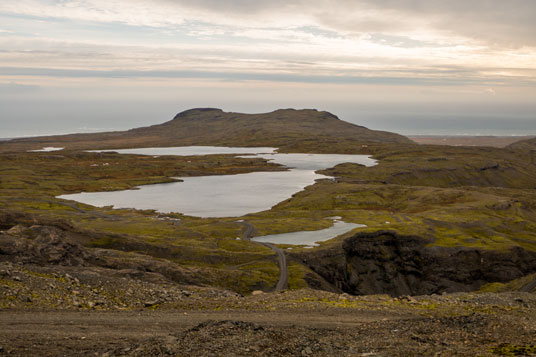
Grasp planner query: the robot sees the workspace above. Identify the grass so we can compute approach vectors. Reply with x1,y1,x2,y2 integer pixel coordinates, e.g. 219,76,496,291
492,344,536,356
479,273,536,293
2,137,536,293
287,262,310,290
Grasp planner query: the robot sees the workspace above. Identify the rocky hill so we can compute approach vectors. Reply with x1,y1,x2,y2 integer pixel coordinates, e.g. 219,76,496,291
2,108,412,153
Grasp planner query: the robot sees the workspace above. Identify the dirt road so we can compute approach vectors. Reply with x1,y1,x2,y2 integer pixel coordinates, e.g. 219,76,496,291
2,297,535,357
239,221,288,291
0,309,411,356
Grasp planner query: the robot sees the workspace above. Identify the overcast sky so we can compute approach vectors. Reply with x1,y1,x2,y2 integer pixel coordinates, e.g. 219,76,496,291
1,0,535,136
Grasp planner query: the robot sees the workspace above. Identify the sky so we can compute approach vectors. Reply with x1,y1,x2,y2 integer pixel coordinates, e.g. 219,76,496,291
1,0,535,137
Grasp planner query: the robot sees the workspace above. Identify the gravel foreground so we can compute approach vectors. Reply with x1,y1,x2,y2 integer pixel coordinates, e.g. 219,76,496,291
2,294,536,356
1,263,536,356
1,303,535,356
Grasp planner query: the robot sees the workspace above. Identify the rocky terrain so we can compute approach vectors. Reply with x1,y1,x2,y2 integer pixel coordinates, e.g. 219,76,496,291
2,256,536,356
296,230,536,296
1,108,536,355
1,208,535,356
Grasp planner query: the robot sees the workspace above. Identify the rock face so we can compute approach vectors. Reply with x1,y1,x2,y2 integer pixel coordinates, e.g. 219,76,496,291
0,225,93,266
0,223,241,291
297,230,536,296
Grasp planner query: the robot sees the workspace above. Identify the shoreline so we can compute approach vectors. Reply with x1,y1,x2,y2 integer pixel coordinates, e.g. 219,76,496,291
408,135,535,148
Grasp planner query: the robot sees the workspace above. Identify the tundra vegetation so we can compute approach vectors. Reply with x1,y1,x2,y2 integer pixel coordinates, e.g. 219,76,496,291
2,109,536,296
1,110,536,355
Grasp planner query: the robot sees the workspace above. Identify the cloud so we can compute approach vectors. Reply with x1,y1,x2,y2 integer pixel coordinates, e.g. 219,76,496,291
1,65,531,89
0,0,534,91
354,0,536,47
2,1,535,48
154,0,536,47
0,81,40,92
484,88,496,95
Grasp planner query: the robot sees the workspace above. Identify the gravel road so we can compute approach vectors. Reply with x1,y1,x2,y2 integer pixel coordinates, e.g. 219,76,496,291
240,221,288,291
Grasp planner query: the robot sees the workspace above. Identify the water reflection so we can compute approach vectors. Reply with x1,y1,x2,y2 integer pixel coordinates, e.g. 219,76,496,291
252,220,364,246
59,146,376,217
60,170,327,217
91,146,276,156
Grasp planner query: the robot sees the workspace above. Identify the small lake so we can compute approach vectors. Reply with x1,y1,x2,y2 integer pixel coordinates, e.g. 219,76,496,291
58,146,376,217
91,146,276,156
28,147,64,152
252,220,364,246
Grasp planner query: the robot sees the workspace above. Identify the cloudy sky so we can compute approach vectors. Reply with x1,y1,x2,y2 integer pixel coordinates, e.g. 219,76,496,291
1,0,535,137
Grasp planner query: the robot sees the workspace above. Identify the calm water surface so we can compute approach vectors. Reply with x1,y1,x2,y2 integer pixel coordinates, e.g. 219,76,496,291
91,146,276,156
59,146,376,217
252,220,364,246
28,147,64,152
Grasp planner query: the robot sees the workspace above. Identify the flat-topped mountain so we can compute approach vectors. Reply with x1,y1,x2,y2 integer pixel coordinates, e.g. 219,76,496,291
3,108,412,153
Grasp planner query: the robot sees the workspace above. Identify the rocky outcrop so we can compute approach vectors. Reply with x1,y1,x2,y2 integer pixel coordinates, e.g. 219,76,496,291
0,224,249,292
0,225,94,266
297,230,536,296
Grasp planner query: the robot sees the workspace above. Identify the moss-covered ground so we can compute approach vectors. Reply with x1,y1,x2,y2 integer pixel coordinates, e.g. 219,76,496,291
2,141,536,293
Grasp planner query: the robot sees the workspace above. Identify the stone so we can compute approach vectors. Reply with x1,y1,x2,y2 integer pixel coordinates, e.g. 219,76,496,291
302,346,313,355
144,300,159,307
405,295,418,303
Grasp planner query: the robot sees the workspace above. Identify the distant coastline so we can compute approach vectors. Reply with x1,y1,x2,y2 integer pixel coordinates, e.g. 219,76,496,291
3,134,535,148
408,135,535,148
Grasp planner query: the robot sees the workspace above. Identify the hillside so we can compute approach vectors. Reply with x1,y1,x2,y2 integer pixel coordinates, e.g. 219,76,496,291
2,107,536,355
1,108,412,153
507,136,536,151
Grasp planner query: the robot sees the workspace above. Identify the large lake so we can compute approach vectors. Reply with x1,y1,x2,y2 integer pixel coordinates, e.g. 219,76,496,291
59,146,376,217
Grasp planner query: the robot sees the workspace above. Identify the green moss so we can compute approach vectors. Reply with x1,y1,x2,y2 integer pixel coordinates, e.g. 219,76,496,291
23,270,67,283
216,261,279,295
479,273,536,293
292,296,362,308
492,344,536,356
0,279,16,287
2,140,536,293
478,282,506,293
90,236,119,248
287,262,309,290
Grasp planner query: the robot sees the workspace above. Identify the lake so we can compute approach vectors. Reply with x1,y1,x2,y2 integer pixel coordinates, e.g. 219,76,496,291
58,146,376,217
252,220,364,247
28,147,64,152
